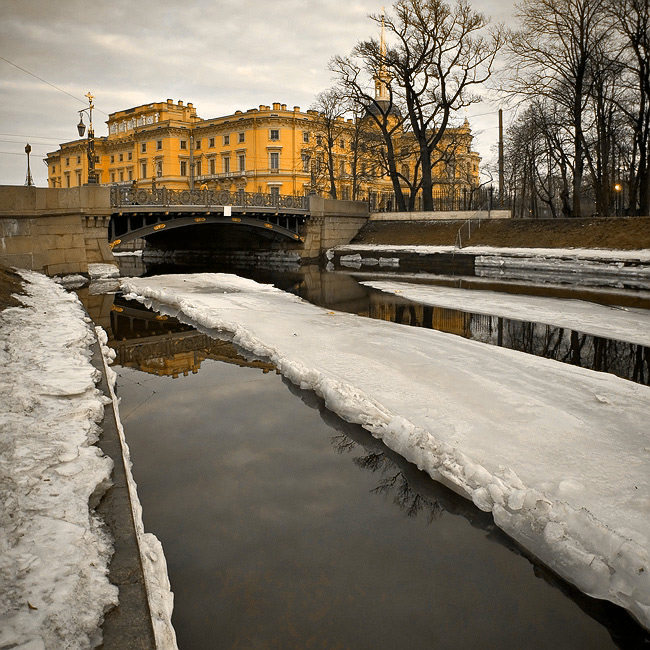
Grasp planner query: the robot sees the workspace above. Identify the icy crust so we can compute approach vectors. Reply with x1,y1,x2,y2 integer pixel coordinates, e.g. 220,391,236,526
121,273,650,630
0,271,117,649
95,328,178,650
333,243,650,263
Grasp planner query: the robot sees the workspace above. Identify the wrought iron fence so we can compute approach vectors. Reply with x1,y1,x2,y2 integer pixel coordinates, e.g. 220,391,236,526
110,186,309,211
374,186,511,213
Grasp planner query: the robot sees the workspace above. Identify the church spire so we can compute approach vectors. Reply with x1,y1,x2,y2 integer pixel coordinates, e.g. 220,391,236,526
375,7,391,102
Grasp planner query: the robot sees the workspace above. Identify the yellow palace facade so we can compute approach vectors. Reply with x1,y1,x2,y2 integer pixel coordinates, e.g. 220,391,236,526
46,98,480,208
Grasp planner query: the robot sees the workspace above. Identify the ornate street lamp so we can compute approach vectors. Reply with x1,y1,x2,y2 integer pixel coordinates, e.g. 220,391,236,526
76,91,97,184
24,143,34,186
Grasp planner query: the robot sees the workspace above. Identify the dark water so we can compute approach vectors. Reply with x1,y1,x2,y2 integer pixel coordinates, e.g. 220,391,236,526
111,318,648,649
106,258,650,648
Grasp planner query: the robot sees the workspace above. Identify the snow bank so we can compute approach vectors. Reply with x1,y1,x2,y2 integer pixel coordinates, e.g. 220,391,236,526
95,328,178,650
122,273,650,630
0,271,117,648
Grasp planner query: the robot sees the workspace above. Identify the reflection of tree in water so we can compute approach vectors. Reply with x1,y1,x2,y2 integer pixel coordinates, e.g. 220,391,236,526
329,432,650,647
502,321,649,385
332,436,445,523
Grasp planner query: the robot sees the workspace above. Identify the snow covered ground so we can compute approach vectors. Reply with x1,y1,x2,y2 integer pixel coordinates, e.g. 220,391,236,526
121,272,650,631
0,271,176,649
361,280,650,347
0,271,117,648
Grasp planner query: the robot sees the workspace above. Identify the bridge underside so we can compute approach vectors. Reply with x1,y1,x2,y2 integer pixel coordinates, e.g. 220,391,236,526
109,209,307,248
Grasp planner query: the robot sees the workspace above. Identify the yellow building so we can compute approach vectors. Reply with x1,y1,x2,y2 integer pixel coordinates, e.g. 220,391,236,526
46,98,480,209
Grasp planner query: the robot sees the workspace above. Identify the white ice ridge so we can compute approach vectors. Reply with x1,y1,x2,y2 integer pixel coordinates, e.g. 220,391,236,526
95,327,178,650
361,280,650,347
0,271,117,649
122,273,650,631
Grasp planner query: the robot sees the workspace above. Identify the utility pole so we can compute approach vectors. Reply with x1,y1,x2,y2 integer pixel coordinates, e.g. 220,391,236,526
498,109,504,208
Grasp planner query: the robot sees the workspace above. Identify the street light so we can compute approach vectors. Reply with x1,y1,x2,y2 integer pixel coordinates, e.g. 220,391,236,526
24,143,34,186
614,183,622,217
76,91,97,184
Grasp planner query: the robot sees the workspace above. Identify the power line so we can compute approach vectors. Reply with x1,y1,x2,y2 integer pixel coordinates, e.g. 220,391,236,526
0,139,61,147
0,132,64,141
0,55,108,116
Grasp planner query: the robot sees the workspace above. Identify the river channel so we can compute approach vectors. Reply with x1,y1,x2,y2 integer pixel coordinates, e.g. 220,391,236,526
99,257,650,648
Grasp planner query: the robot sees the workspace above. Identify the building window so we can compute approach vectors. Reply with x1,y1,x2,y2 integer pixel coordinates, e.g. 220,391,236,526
141,162,147,178
180,161,187,176
65,157,70,166
157,140,163,150
141,143,147,153
119,171,124,182
339,160,346,177
303,131,309,143
195,139,201,150
270,186,280,199
180,140,187,150
223,135,230,145
196,160,202,176
269,152,279,170
76,171,81,185
209,137,215,148
157,161,163,177
128,152,132,160
77,156,81,164
128,170,133,181
222,156,230,173
238,154,245,172
110,155,115,163
316,135,322,146
269,129,279,141
209,158,216,175
238,132,245,143
302,153,310,172
340,139,345,149
119,153,123,162
111,172,115,183
65,173,70,187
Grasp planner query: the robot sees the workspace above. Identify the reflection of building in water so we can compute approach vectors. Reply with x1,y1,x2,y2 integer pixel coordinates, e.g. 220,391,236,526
109,300,276,378
368,295,471,337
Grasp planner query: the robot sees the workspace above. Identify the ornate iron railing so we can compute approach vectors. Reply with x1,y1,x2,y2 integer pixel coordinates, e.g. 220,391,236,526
110,186,309,211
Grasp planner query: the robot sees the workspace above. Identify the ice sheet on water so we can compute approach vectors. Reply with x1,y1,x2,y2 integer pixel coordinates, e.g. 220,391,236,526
122,272,650,630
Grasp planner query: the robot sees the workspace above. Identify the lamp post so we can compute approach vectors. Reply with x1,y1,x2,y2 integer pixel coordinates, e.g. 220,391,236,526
614,183,622,217
76,91,98,184
24,143,34,186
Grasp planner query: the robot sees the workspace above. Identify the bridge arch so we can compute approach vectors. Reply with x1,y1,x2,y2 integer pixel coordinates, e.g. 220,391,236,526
108,186,309,248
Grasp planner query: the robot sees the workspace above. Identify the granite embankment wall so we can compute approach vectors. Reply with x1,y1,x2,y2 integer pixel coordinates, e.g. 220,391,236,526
0,186,116,276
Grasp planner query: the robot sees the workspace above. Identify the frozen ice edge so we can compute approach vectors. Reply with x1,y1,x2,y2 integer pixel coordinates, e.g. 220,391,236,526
95,327,178,650
121,278,650,632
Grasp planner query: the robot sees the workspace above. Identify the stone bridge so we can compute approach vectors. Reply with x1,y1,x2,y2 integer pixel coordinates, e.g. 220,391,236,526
0,186,369,276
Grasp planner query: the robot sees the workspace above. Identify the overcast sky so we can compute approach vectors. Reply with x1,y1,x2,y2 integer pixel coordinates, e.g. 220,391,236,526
0,0,517,187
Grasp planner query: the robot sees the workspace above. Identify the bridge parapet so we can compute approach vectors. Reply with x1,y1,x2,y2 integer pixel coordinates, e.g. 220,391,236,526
111,187,309,211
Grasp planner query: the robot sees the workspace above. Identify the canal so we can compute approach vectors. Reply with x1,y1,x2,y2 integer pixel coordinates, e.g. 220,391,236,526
103,258,649,648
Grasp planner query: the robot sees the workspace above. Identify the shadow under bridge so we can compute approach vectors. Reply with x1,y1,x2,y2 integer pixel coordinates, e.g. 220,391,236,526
108,187,310,248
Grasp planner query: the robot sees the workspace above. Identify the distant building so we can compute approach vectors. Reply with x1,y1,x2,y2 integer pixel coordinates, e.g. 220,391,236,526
46,98,480,209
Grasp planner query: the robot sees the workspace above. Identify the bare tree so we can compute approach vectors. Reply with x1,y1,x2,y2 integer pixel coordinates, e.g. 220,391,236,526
361,0,504,211
309,89,349,199
608,0,650,215
507,0,610,217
